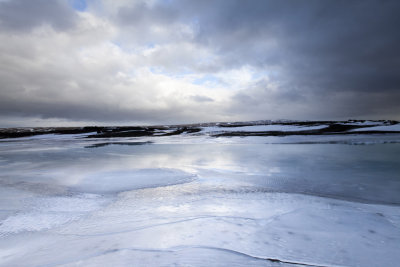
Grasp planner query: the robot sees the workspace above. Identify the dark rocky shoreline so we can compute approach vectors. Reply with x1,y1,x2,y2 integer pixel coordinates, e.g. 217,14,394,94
0,120,398,139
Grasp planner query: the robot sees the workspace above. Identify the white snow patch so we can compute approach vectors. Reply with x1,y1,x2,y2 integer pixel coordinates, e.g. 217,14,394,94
201,124,328,133
350,123,400,132
339,120,386,126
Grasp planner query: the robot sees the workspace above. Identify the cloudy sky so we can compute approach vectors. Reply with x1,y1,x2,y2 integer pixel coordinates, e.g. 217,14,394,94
0,0,399,126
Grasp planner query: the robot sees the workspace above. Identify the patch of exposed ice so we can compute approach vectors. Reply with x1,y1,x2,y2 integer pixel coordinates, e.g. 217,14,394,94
70,168,197,194
132,133,400,145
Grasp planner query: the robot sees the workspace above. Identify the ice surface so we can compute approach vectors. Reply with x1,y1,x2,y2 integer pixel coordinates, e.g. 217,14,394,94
0,194,109,234
71,168,196,194
0,134,400,266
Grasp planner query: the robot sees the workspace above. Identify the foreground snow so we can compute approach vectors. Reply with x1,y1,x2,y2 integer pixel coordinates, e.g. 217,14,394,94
2,187,399,267
0,127,400,266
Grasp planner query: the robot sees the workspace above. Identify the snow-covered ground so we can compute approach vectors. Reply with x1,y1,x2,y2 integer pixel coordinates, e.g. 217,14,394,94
350,123,400,132
0,124,400,266
200,124,329,133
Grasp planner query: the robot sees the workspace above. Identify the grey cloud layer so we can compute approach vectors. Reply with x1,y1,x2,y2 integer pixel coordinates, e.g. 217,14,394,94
0,0,77,31
0,0,399,126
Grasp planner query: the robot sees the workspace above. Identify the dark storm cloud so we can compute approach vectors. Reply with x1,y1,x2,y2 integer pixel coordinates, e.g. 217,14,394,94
0,92,205,124
187,2,400,85
109,0,400,119
0,0,77,31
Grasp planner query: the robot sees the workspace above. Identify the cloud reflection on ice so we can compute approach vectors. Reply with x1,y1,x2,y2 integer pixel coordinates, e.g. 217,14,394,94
0,140,400,266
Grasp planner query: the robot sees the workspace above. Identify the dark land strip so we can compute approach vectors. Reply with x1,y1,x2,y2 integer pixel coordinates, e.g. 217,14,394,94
0,120,398,139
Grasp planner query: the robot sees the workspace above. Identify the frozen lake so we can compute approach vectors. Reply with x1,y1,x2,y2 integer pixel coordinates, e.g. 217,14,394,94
0,134,400,266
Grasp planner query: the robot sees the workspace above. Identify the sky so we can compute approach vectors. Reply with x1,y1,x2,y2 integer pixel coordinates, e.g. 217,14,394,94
0,0,399,127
